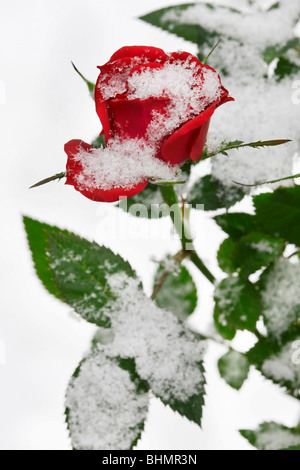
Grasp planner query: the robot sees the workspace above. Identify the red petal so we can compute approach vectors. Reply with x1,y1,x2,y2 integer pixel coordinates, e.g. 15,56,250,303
128,61,164,77
108,97,170,140
168,51,202,67
161,104,217,165
95,57,134,140
64,139,148,203
74,180,149,203
190,118,211,162
109,46,167,63
65,139,93,186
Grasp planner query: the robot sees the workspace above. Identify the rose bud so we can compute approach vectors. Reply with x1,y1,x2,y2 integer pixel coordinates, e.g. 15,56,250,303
65,46,233,202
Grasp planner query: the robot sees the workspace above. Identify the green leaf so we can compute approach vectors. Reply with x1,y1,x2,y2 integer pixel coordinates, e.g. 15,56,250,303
71,62,95,98
118,183,169,219
267,2,280,11
66,351,149,450
139,3,242,55
217,238,236,274
240,422,300,450
231,232,285,278
154,261,197,321
258,259,300,339
214,304,236,340
214,276,261,335
91,134,106,149
274,57,300,81
214,213,258,241
283,446,300,450
24,217,136,327
263,38,300,64
218,350,250,390
254,186,300,246
23,216,65,299
247,331,300,397
188,174,245,211
139,3,219,48
159,361,206,426
46,230,136,327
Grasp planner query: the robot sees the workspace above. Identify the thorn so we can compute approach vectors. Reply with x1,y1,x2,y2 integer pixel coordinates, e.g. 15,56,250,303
29,172,66,189
202,39,221,64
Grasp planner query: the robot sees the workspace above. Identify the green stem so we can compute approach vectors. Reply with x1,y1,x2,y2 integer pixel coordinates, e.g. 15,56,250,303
190,252,216,285
159,185,216,285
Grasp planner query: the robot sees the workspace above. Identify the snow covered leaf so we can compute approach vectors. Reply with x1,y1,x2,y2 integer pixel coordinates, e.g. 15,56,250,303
188,174,245,211
214,213,258,241
218,350,250,390
217,232,285,278
159,362,206,426
263,38,300,81
65,352,149,450
153,261,197,321
118,183,168,219
231,232,285,279
96,274,206,426
263,38,300,64
247,332,300,397
25,217,136,327
240,422,300,450
214,276,261,339
254,187,300,247
139,3,234,49
46,231,136,327
259,260,300,339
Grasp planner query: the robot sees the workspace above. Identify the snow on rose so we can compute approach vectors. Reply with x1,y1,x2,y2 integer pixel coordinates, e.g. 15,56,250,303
64,46,233,202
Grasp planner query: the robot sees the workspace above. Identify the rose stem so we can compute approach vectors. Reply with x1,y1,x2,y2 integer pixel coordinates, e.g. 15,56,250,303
159,184,216,285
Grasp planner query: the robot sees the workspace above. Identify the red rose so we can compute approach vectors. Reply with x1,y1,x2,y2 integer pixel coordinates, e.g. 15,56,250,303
65,46,233,202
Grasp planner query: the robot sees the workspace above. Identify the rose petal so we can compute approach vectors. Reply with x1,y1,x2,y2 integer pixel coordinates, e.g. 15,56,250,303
168,51,202,67
108,97,170,140
95,57,134,140
65,139,93,187
109,46,168,63
190,118,211,162
73,180,149,203
128,61,164,77
161,104,217,165
64,139,148,203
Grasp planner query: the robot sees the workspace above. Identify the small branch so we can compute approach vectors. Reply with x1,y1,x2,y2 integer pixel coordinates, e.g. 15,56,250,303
288,250,300,259
233,172,300,188
29,172,66,189
151,250,188,300
151,270,170,300
190,252,216,285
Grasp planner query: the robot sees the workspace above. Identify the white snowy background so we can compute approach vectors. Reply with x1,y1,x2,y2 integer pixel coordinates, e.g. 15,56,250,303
0,0,299,450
